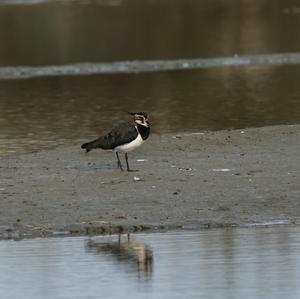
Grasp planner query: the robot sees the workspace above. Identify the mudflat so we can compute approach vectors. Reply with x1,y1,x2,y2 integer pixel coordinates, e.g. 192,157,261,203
0,125,299,239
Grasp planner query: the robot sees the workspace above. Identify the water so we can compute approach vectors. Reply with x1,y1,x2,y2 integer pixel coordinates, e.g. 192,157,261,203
0,65,300,156
1,227,300,299
1,0,300,66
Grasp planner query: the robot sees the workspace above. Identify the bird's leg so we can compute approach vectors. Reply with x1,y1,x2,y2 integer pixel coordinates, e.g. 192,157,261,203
125,152,130,172
125,153,138,172
116,152,123,171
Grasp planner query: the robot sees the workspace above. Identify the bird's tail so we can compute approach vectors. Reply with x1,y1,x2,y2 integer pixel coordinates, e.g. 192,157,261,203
81,137,104,152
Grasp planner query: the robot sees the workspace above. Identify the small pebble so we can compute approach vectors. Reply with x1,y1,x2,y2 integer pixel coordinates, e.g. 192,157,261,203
179,167,193,171
212,168,232,172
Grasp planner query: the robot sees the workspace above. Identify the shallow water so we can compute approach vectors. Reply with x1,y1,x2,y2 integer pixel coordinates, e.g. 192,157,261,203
1,227,300,299
1,65,300,156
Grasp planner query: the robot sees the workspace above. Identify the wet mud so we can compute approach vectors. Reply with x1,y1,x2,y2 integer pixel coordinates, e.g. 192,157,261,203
0,125,299,239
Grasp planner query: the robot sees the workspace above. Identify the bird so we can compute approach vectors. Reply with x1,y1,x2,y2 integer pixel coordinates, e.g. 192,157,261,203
81,112,150,171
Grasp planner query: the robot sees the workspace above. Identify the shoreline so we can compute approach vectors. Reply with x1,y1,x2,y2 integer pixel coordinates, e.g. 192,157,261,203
1,53,300,80
1,124,299,240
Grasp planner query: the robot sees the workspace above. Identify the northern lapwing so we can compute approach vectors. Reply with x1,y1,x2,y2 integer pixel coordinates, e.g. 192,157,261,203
81,112,150,171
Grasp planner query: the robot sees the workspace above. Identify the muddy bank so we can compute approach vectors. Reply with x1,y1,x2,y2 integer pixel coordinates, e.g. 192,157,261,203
0,125,299,239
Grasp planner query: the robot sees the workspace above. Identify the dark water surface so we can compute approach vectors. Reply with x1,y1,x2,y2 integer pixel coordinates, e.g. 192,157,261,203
1,65,300,156
1,227,300,299
1,0,300,66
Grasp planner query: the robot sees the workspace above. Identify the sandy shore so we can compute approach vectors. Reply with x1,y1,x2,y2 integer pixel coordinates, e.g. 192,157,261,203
0,125,299,239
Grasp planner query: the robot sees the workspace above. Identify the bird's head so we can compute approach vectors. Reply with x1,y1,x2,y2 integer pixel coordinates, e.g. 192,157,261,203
128,112,149,127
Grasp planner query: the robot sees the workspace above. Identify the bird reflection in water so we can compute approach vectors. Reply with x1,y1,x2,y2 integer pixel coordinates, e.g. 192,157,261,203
86,234,153,275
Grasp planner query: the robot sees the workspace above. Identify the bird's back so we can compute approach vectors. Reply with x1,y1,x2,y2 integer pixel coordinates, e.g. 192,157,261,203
81,121,138,152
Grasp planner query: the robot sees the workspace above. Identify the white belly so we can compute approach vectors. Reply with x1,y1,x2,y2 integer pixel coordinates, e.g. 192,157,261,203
114,133,144,153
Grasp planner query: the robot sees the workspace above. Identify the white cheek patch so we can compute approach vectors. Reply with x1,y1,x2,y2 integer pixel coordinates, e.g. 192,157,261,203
135,118,149,127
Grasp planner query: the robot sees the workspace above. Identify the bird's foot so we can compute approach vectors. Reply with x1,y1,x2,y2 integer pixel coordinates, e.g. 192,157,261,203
127,168,138,172
117,163,124,171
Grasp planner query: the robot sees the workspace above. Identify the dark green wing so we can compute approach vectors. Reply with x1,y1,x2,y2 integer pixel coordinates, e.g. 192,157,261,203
81,122,138,151
105,122,138,149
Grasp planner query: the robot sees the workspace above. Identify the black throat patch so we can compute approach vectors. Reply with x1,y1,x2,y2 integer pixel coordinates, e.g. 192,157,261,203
137,124,150,140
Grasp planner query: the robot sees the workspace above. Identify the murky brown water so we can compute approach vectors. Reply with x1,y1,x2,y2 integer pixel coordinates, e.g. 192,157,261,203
1,65,300,156
1,0,300,66
1,227,300,299
0,0,300,156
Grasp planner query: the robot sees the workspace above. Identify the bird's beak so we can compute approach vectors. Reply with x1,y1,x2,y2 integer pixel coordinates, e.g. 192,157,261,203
126,111,135,116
